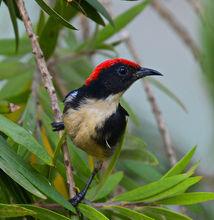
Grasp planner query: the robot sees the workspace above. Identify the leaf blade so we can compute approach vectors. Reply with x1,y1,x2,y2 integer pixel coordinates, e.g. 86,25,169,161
0,204,35,218
157,192,214,205
0,115,52,165
79,204,109,220
162,146,197,179
84,0,113,25
34,0,77,30
113,174,188,202
108,206,154,220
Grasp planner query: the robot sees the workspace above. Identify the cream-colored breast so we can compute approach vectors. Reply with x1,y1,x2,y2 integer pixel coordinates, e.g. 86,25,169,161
63,94,121,158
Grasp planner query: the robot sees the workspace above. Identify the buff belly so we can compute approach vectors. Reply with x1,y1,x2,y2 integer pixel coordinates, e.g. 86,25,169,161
63,96,120,159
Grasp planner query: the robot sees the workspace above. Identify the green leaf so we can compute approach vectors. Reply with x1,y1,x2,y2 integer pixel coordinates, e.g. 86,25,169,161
77,0,149,51
0,204,36,218
36,10,46,35
0,71,32,101
21,205,71,220
0,60,32,80
162,146,197,178
144,176,201,202
157,192,214,205
0,38,31,56
34,0,76,30
72,1,105,26
39,1,77,59
67,138,91,179
97,128,126,193
122,161,162,182
87,172,123,201
84,0,113,25
6,0,19,51
148,78,187,112
120,149,158,165
108,206,154,220
121,98,140,126
0,138,75,212
0,115,52,165
94,0,149,45
113,174,188,202
142,207,192,220
79,204,109,220
0,158,46,199
120,175,139,191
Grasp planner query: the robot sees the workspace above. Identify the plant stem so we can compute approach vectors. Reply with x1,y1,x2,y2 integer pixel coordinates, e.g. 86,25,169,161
16,0,76,198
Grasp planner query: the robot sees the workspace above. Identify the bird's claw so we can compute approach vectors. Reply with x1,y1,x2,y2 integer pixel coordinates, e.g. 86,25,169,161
69,192,85,207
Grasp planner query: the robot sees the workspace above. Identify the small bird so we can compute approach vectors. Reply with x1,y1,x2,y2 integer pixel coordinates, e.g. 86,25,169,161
52,58,162,206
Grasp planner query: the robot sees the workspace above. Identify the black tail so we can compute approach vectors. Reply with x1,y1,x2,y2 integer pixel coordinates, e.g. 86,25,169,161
51,122,65,131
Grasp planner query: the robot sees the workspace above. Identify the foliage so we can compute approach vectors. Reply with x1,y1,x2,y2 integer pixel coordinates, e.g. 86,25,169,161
0,0,213,219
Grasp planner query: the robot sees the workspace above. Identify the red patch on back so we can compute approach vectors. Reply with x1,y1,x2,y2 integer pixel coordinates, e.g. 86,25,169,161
85,58,140,86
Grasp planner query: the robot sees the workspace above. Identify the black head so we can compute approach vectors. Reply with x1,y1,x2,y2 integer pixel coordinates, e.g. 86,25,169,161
84,58,162,99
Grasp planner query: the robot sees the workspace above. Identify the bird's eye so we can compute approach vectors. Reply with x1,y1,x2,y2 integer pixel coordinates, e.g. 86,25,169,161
118,66,127,76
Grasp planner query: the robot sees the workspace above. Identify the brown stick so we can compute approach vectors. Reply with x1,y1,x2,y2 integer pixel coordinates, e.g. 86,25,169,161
151,0,201,64
186,0,203,18
35,201,151,210
124,35,177,166
16,0,76,198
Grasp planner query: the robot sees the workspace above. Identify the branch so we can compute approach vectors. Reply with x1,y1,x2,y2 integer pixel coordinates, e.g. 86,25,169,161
186,0,203,18
151,0,201,64
16,0,76,198
35,201,152,210
124,34,177,166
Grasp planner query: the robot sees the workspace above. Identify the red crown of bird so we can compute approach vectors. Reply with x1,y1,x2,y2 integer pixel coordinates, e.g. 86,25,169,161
85,58,140,86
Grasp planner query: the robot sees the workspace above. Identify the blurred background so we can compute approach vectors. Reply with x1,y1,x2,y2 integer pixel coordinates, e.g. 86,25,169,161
0,0,213,219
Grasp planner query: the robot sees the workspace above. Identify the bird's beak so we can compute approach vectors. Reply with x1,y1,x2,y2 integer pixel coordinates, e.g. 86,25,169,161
135,67,163,79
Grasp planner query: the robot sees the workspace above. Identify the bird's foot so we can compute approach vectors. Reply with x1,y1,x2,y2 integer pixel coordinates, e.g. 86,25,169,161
51,121,65,131
69,191,85,207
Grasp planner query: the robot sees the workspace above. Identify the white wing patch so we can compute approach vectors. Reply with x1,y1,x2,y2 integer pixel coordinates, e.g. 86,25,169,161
64,90,78,103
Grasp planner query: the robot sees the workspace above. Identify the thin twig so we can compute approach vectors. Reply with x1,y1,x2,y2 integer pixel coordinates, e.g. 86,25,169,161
151,0,201,64
16,0,76,198
124,34,177,166
35,201,152,210
186,0,203,18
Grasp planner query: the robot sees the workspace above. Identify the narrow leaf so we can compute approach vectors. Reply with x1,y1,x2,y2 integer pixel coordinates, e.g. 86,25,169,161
113,174,188,202
148,78,187,112
0,38,31,56
0,138,75,213
0,115,52,165
143,207,192,220
0,71,32,101
120,149,158,165
121,98,140,126
162,146,197,178
0,204,36,218
77,0,150,51
144,176,202,202
94,0,149,44
108,206,154,220
97,128,126,193
84,0,113,25
0,158,46,199
79,204,109,220
87,172,123,201
157,192,214,205
34,0,76,30
6,0,19,51
21,205,71,220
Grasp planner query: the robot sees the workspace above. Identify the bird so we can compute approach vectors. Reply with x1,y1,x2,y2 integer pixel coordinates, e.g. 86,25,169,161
52,58,162,206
